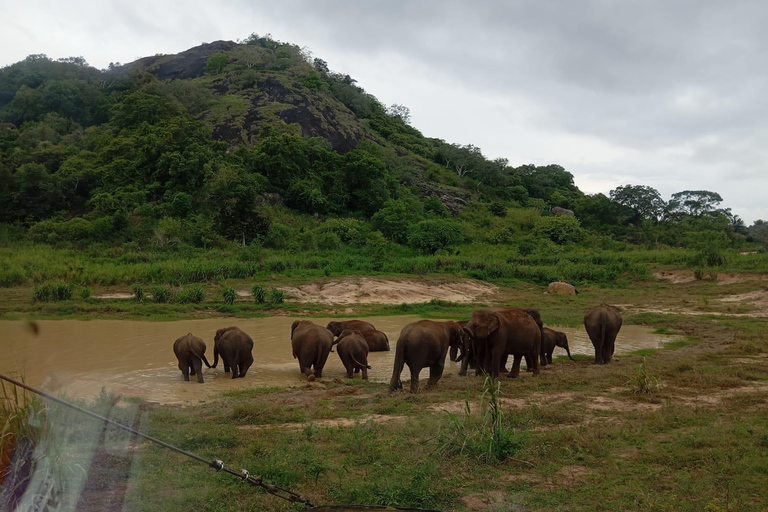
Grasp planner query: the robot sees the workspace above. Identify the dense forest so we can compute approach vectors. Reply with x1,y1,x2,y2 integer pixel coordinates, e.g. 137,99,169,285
1,33,766,276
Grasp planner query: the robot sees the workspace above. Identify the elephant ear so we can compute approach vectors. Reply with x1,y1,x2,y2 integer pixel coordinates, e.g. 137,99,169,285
339,329,353,339
291,320,301,338
214,328,226,343
482,312,501,335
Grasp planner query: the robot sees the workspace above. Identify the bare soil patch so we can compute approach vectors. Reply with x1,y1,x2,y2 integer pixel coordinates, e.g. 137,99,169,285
95,293,135,299
276,277,497,305
237,414,406,430
654,270,768,286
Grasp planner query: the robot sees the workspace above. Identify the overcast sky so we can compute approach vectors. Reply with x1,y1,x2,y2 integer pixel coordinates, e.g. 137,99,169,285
2,1,767,223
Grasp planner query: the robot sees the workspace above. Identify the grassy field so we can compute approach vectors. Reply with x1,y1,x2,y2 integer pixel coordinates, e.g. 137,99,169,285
1,267,766,511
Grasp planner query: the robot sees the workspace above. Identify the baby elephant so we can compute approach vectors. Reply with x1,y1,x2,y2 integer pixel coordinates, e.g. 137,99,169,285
336,330,372,379
540,327,575,366
173,333,212,383
213,326,254,379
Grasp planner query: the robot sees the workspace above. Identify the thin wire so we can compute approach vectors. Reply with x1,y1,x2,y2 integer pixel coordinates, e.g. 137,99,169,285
0,373,314,507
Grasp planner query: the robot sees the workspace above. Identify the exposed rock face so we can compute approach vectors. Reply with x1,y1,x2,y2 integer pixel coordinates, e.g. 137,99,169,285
548,282,578,295
552,206,575,216
120,41,239,81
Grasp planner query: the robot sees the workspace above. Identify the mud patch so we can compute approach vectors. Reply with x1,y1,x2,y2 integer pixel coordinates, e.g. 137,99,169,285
587,396,662,412
280,277,497,305
461,491,510,512
95,293,135,300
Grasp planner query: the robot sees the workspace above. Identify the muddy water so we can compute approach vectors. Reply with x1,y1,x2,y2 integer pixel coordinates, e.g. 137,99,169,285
0,317,675,404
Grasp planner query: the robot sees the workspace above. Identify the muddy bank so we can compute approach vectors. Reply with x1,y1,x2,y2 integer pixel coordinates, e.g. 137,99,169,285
0,318,676,404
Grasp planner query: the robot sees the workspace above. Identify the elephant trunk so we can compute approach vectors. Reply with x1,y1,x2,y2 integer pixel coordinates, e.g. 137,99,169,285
212,344,219,368
449,346,458,362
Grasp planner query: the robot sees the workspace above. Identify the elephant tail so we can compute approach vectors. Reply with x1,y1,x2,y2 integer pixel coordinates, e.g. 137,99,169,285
389,338,405,391
351,353,372,370
191,346,212,369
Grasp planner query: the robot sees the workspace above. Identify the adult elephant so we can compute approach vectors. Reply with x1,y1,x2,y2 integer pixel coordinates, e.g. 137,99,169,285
173,333,212,383
336,330,371,379
449,320,469,363
292,320,334,381
584,303,622,364
540,327,575,366
361,330,390,351
389,320,466,393
326,320,376,337
212,326,254,379
463,308,541,379
459,307,542,377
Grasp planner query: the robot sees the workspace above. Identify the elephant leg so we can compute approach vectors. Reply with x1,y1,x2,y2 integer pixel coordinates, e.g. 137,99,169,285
426,363,444,389
179,362,190,381
190,365,196,375
539,352,547,367
547,351,554,365
223,361,231,373
362,367,368,380
490,346,506,379
593,342,604,364
239,360,252,378
231,361,240,379
602,342,613,364
508,355,523,378
459,352,470,377
192,358,204,384
408,364,420,393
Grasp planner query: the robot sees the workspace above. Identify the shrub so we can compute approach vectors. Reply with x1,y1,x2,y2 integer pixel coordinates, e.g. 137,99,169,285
0,267,27,287
693,267,705,281
32,282,73,302
488,201,507,217
175,285,204,304
132,284,144,302
263,224,294,250
533,215,582,245
318,218,371,247
627,358,662,395
317,231,342,251
251,284,266,303
268,288,285,305
152,286,172,303
79,287,91,300
222,286,237,305
407,219,464,254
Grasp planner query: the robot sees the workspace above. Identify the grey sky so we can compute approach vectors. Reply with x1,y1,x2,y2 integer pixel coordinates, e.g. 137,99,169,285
2,0,766,223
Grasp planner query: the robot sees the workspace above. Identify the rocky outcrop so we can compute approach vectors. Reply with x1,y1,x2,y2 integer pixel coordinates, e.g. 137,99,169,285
548,282,578,295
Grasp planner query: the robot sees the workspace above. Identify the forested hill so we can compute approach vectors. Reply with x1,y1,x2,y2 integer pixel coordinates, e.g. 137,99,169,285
1,33,765,255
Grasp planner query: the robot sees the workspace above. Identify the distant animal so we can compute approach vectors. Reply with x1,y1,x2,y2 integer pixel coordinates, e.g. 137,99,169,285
336,330,372,379
551,206,574,216
326,320,376,337
389,320,466,392
291,320,334,381
583,303,623,364
173,333,212,383
540,327,575,366
548,281,578,295
212,326,254,379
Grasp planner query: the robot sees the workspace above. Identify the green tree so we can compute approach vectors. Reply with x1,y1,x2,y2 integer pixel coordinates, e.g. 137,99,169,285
610,184,666,223
204,53,229,75
533,215,582,245
667,190,725,218
206,164,270,245
407,219,464,254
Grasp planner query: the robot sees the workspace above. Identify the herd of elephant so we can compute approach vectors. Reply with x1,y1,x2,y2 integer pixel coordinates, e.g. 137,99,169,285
172,303,623,392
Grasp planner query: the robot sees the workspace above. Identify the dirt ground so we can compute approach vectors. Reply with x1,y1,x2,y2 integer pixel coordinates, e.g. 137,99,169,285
254,277,498,305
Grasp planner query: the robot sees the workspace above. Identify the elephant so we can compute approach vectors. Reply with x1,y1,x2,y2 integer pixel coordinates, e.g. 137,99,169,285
540,327,575,366
173,333,212,383
389,320,466,393
361,329,390,351
291,320,334,381
336,330,371,379
326,319,376,337
551,206,575,216
584,303,623,364
463,308,541,379
449,320,469,363
212,326,254,379
459,307,542,376
548,282,579,295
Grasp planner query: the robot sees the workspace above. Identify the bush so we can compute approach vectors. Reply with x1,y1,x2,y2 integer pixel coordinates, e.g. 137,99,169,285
32,282,73,302
317,231,343,251
318,218,370,247
533,216,582,245
152,286,172,303
268,288,285,305
222,286,237,305
80,287,91,300
407,219,464,254
627,358,662,395
251,284,266,303
132,284,144,302
488,201,507,217
175,285,204,304
263,224,294,250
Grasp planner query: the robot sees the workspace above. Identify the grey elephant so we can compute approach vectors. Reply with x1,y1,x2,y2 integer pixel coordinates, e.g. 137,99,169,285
584,303,622,364
291,320,334,381
212,326,254,379
326,319,376,337
173,333,212,383
336,329,371,379
389,320,466,393
540,327,574,366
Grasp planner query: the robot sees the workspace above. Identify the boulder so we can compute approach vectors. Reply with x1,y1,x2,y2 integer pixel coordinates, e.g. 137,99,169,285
548,282,578,295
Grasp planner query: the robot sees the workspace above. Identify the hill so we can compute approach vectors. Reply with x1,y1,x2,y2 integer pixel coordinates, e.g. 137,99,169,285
0,33,764,281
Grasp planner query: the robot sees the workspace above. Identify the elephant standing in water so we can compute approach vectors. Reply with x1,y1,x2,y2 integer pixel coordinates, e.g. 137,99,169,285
326,320,376,337
389,320,466,393
361,330,390,351
213,326,254,379
584,303,623,364
173,333,212,383
292,320,334,381
336,330,372,379
540,327,574,365
463,308,541,379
